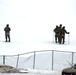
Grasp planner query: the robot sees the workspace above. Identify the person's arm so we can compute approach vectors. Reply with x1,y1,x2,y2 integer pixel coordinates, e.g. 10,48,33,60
9,27,11,31
65,29,69,34
4,28,6,31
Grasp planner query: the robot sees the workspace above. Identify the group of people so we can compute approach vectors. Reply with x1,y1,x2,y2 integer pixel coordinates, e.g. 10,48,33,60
53,24,70,44
4,23,70,44
4,24,11,42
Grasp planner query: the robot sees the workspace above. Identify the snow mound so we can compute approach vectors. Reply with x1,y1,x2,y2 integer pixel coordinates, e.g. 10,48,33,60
0,65,28,73
28,69,61,75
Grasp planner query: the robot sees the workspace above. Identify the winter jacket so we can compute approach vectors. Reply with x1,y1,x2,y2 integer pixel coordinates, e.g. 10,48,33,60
4,27,11,33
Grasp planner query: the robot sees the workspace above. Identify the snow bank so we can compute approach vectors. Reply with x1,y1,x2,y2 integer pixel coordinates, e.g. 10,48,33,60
0,65,28,73
28,69,61,75
0,65,61,75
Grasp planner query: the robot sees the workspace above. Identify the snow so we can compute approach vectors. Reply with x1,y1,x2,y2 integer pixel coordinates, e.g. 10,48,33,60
0,0,76,75
0,70,61,75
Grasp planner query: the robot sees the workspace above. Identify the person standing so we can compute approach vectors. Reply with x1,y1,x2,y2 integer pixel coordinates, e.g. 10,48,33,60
58,24,62,44
60,26,69,44
53,25,59,43
4,24,11,42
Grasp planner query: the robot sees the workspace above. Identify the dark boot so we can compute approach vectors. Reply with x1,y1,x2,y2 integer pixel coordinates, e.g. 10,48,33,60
8,39,10,42
5,40,7,42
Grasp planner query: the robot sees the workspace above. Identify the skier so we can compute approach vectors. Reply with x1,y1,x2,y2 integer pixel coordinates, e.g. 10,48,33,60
53,25,59,43
4,24,11,42
60,26,69,44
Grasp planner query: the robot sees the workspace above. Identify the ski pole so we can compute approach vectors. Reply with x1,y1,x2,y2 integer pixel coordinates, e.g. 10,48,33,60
53,32,54,42
68,33,70,44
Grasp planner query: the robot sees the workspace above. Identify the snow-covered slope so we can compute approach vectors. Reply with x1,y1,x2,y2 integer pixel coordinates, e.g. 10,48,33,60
0,0,76,55
0,0,76,75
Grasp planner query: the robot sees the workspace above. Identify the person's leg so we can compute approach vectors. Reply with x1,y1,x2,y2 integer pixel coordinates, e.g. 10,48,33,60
5,35,7,42
59,35,62,44
8,34,10,42
5,33,7,42
55,35,57,43
62,36,65,44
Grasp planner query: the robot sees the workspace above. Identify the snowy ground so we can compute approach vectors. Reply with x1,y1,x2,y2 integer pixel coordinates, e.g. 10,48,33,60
0,38,76,55
0,65,61,75
0,0,76,55
0,0,76,75
0,69,61,75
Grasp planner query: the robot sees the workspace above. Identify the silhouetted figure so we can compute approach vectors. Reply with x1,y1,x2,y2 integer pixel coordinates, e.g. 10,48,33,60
60,26,69,44
58,24,62,44
4,24,11,42
53,25,59,43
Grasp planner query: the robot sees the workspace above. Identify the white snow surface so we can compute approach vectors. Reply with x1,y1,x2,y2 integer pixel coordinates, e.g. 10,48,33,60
0,0,76,55
0,70,61,75
0,0,76,75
